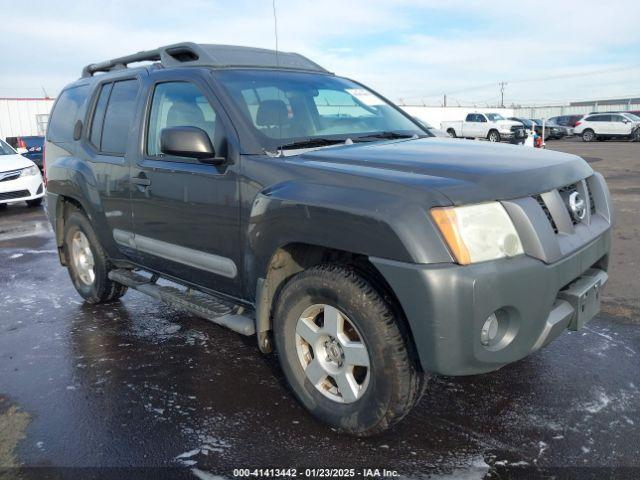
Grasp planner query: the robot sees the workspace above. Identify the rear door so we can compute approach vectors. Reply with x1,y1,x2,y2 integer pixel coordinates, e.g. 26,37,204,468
128,69,242,297
78,73,145,260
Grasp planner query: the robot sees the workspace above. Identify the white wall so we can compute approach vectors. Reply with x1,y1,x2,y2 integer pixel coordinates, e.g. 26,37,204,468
0,98,55,139
401,106,515,130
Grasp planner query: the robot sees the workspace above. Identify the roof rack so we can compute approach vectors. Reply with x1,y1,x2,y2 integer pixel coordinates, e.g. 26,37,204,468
81,42,331,78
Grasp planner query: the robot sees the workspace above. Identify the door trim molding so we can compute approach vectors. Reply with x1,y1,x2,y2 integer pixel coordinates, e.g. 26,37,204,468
113,229,237,279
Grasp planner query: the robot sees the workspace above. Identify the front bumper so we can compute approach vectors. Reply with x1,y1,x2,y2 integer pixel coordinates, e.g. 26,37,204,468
371,229,611,376
0,174,44,204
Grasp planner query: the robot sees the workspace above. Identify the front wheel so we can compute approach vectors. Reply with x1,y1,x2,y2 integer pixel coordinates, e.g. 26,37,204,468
26,197,43,207
488,130,501,142
63,208,128,304
274,264,426,436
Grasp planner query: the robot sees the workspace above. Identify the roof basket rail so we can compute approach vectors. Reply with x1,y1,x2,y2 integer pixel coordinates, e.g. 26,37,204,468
81,43,207,78
81,42,330,78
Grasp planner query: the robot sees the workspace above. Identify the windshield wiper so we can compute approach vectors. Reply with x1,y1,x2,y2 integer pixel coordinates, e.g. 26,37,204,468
353,131,418,142
276,137,349,151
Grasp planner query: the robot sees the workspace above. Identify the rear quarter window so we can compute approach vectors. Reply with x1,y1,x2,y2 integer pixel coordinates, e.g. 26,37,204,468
47,85,90,144
99,79,139,155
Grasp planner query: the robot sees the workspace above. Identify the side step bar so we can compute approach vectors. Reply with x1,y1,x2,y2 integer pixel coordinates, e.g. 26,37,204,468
108,269,255,336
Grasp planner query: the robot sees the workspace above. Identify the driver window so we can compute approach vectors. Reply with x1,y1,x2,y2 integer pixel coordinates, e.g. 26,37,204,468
147,82,218,157
479,115,487,122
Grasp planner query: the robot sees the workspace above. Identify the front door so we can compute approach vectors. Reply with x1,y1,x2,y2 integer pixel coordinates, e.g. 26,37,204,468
129,72,242,297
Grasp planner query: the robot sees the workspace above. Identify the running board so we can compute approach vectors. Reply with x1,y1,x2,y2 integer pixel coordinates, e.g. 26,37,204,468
108,269,255,336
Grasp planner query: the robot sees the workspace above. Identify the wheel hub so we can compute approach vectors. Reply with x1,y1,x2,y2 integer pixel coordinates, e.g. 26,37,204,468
70,231,95,286
323,337,344,367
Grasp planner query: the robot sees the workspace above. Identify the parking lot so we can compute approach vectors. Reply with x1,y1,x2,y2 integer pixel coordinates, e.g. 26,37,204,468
1,139,638,478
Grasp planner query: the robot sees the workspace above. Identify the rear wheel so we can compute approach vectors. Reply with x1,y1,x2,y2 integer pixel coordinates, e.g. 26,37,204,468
274,264,426,436
447,128,457,138
63,208,127,304
582,129,595,142
488,130,501,142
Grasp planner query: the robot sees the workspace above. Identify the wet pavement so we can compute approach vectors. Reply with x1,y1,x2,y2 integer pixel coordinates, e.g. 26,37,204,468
1,140,639,479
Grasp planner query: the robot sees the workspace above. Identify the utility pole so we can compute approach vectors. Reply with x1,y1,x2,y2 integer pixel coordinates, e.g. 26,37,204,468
499,82,507,108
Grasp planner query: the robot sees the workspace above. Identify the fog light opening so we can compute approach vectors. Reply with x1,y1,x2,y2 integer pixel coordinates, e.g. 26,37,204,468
480,313,500,346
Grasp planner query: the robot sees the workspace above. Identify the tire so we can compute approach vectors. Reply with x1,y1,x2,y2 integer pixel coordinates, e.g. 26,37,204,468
26,198,43,207
273,264,426,436
582,129,595,142
447,129,457,138
488,130,501,142
63,207,127,304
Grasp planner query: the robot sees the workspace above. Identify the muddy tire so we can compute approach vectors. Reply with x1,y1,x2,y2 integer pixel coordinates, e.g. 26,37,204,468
274,264,426,436
63,207,127,304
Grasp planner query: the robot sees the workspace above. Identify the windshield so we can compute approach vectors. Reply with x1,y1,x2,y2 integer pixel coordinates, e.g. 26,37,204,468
623,113,640,121
0,139,16,156
214,70,425,151
485,113,504,121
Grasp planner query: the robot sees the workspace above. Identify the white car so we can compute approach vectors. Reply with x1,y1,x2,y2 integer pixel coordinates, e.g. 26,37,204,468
0,138,45,207
441,113,525,142
573,112,640,142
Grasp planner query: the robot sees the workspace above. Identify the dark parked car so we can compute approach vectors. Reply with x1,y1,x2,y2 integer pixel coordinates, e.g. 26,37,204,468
44,42,613,436
532,119,567,140
508,117,565,140
547,114,584,128
5,135,45,169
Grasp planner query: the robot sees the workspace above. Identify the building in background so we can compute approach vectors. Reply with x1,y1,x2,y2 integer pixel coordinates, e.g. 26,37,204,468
0,97,55,139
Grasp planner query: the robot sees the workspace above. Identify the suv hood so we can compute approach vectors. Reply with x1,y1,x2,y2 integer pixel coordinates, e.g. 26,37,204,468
297,138,592,205
0,154,33,172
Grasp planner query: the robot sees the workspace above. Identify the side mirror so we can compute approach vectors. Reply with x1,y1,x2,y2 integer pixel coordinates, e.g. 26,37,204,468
160,126,225,165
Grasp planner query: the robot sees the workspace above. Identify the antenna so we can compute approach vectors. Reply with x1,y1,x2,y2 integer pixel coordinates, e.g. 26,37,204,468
272,0,280,66
272,0,284,155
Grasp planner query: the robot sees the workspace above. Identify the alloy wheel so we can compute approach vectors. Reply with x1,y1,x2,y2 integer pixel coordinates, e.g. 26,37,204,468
295,304,370,404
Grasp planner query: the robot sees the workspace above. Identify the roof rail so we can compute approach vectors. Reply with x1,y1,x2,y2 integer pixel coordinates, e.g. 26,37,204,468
81,42,331,78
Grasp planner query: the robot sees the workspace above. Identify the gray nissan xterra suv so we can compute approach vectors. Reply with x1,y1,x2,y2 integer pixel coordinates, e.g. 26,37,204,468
45,43,612,436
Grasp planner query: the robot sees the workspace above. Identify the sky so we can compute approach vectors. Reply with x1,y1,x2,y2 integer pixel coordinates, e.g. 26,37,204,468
1,0,639,106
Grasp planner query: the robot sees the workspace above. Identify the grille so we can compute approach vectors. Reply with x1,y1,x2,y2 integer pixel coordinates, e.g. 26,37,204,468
511,125,525,137
0,170,21,182
586,183,596,215
533,194,558,233
0,190,30,201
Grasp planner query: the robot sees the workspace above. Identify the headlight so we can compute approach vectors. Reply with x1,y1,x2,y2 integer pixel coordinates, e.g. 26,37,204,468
431,202,524,265
19,165,40,177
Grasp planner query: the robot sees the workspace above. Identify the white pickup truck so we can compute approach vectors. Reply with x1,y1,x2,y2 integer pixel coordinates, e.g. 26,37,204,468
442,113,525,142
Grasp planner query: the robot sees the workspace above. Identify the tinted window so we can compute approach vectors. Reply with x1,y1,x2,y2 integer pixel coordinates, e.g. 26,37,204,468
465,114,476,122
47,85,90,144
147,82,219,158
100,80,139,155
90,83,113,148
611,115,625,122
